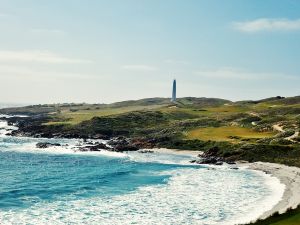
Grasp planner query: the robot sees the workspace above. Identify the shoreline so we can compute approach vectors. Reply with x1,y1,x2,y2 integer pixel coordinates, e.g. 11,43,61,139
154,148,300,223
151,148,201,157
1,119,300,225
244,162,300,220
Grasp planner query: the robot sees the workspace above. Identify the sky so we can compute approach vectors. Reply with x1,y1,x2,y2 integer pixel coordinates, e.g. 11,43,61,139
0,0,299,104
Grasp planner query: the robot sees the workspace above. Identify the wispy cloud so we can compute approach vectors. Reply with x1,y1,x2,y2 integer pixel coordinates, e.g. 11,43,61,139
0,13,11,18
0,50,92,64
30,28,66,36
232,18,300,33
121,64,157,71
194,68,298,80
164,59,189,65
0,64,95,80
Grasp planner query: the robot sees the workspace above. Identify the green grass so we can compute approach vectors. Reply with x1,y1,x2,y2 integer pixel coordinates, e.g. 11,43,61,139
186,126,275,141
249,206,300,225
271,214,300,225
46,105,166,125
204,104,249,113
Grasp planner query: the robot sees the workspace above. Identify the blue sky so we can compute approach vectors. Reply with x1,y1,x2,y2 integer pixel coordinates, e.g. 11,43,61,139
0,0,299,103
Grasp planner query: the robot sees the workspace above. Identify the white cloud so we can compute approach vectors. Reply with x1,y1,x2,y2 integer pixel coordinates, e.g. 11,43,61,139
194,68,298,80
121,64,157,71
0,64,95,80
0,50,92,64
30,28,66,36
232,18,300,33
164,59,189,65
195,68,255,79
0,13,11,18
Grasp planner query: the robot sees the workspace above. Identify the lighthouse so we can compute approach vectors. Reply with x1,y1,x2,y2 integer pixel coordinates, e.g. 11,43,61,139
171,79,176,102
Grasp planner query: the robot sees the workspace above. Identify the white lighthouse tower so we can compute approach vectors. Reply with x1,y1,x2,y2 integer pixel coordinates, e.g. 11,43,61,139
171,79,176,102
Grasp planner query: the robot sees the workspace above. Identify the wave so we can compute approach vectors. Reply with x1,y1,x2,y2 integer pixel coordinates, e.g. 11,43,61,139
0,114,28,118
0,119,285,224
0,165,285,225
0,121,18,136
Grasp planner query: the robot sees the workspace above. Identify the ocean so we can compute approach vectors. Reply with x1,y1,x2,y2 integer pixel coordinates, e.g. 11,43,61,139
0,117,285,225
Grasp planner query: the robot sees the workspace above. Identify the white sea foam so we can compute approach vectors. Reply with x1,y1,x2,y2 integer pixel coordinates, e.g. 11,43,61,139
95,149,128,158
0,136,128,159
0,131,285,224
0,114,28,118
244,169,285,222
0,120,18,136
127,150,197,166
0,165,285,225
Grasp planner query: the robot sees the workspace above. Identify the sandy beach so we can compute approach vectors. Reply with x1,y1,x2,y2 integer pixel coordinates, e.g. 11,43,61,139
154,148,300,221
151,148,201,157
245,162,300,220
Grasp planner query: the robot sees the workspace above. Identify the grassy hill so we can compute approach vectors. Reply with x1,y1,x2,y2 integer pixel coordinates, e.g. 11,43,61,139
1,96,299,144
1,96,299,158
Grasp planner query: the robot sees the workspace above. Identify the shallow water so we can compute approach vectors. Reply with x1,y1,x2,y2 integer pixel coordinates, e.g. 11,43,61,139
0,119,285,225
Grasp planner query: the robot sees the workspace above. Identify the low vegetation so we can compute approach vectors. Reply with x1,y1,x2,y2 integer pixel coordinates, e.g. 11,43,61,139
248,206,300,225
1,96,300,224
186,126,275,142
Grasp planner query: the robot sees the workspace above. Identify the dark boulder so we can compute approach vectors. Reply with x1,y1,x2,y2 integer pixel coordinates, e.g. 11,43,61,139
36,142,61,148
137,150,154,153
107,137,129,147
191,156,225,165
78,143,111,152
107,137,139,152
113,144,139,152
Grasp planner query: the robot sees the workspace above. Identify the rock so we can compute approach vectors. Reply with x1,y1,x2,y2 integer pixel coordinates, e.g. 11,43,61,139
107,137,129,147
130,138,157,149
78,143,111,152
138,150,154,153
230,167,239,170
203,146,220,157
36,142,61,148
192,156,225,165
113,144,139,152
107,137,140,152
90,143,111,150
197,152,204,157
91,134,110,140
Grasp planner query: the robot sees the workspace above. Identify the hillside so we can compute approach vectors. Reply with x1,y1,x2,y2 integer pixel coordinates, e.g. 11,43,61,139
1,96,299,166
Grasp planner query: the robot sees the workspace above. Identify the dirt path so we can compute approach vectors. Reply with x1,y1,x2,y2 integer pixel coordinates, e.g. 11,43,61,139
272,124,284,132
273,123,298,142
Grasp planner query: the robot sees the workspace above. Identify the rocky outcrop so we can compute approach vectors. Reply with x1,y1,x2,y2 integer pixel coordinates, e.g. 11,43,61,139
137,150,154,153
190,146,236,166
36,142,61,148
77,143,112,152
190,157,224,165
107,137,139,152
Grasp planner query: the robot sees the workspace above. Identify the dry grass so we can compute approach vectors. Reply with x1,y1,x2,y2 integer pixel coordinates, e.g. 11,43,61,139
186,126,275,142
46,105,165,125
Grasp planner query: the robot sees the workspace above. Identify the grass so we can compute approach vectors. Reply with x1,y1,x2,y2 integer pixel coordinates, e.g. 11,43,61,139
46,105,165,125
270,214,300,225
204,104,249,113
186,126,275,141
249,206,300,225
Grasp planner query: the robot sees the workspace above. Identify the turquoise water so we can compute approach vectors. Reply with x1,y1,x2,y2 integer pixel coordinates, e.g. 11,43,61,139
0,119,284,225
